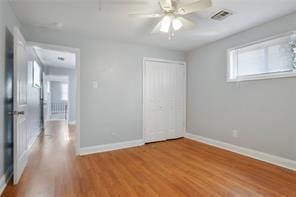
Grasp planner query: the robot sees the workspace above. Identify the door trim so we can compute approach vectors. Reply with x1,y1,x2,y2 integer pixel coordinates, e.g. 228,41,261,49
142,57,187,143
28,41,81,156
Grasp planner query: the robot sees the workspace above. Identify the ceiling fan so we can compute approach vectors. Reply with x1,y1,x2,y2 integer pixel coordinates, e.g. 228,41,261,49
129,0,212,40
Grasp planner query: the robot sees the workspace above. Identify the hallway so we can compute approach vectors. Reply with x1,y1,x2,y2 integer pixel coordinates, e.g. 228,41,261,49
3,121,78,196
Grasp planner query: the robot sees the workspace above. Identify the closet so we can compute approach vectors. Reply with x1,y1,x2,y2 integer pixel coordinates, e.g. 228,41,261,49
143,58,186,143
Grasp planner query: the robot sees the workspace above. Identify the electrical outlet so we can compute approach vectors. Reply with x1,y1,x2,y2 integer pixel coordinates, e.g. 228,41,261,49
111,132,116,136
232,129,238,138
92,81,98,89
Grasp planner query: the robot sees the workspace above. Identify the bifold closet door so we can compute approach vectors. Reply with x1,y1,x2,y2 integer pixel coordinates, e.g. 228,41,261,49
143,59,186,143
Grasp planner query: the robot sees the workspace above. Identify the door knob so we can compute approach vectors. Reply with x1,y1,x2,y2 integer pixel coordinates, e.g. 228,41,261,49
17,111,25,115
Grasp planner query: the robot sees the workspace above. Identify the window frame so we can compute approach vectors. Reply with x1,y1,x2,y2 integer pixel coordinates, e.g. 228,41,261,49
227,31,296,82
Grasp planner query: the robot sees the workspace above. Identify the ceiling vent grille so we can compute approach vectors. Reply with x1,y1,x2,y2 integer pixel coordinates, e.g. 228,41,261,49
211,10,233,21
58,57,65,61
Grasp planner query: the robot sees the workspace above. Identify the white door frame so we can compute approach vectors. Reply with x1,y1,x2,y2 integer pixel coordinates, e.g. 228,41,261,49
28,42,81,155
142,57,187,143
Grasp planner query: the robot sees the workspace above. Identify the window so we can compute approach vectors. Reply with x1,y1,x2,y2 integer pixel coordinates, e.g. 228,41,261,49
228,32,296,82
47,81,50,93
33,61,41,87
61,83,68,101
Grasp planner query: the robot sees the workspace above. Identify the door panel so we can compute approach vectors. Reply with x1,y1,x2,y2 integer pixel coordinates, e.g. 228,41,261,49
175,64,186,138
144,62,167,142
13,27,28,184
144,59,186,143
4,28,14,176
163,63,176,139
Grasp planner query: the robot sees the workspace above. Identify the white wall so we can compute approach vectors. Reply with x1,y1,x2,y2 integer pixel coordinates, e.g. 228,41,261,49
0,0,22,183
186,12,296,161
44,67,76,122
22,27,185,148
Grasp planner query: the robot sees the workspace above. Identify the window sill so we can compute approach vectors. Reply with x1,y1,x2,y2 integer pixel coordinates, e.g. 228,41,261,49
227,70,296,82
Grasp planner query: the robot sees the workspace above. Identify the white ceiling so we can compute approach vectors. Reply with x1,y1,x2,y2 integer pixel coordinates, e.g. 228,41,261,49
10,0,296,51
34,47,76,69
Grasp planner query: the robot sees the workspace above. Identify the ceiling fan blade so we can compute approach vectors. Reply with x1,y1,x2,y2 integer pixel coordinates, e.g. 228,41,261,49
128,13,163,18
151,20,162,34
177,0,212,15
31,22,64,30
178,17,195,30
159,0,174,11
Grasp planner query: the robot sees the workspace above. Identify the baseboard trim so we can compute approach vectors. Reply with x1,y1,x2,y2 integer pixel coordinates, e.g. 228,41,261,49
185,133,296,171
68,121,76,125
79,139,145,155
0,166,13,195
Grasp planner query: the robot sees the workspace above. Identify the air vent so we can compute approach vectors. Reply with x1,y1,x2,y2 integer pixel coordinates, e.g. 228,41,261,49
57,57,65,61
211,10,233,21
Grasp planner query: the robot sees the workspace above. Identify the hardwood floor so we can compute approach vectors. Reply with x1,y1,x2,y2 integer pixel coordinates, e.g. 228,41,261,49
2,121,296,196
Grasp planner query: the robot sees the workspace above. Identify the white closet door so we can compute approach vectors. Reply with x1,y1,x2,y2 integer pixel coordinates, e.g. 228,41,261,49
144,61,167,142
175,63,186,138
143,59,186,143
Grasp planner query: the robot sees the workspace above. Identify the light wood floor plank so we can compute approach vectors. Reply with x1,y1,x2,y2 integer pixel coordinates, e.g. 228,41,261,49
2,121,296,196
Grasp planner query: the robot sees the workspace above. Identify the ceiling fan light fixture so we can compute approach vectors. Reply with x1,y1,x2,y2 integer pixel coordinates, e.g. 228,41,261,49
178,8,186,14
160,15,171,33
172,18,183,31
130,0,213,39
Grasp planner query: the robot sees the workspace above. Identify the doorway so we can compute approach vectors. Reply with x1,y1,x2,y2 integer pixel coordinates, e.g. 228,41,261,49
28,42,80,152
30,46,75,126
50,81,69,120
10,27,80,185
143,57,186,143
43,75,70,122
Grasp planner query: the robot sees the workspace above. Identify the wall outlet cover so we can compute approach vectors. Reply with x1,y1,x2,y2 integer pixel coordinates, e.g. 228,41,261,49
92,81,98,89
232,130,238,138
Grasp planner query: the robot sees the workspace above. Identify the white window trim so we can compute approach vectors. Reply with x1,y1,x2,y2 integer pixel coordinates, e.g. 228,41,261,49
227,69,296,82
227,30,296,82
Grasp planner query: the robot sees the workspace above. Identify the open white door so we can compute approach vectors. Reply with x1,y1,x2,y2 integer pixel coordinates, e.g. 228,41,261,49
13,27,28,184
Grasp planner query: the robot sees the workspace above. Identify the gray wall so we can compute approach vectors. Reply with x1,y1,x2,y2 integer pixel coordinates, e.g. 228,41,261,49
186,12,296,161
22,27,185,148
44,67,76,122
27,48,43,148
0,0,22,181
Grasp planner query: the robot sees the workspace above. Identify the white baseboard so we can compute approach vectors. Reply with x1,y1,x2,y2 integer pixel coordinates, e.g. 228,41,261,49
185,133,296,171
68,121,76,125
0,166,13,195
79,139,144,155
46,119,67,121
